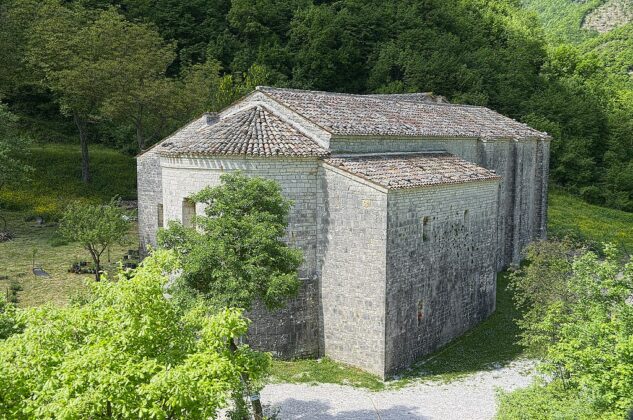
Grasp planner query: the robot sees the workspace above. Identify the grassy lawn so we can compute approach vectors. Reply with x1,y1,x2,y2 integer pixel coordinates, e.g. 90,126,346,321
0,210,138,307
0,143,136,220
0,142,138,307
548,187,633,253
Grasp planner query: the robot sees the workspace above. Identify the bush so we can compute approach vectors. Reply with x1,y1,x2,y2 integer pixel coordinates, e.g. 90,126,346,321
503,242,633,418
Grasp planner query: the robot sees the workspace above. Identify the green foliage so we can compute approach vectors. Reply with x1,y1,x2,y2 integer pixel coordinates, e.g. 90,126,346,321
521,0,605,43
508,240,580,356
58,198,131,281
2,0,633,209
502,243,633,418
0,103,32,231
159,172,303,311
0,294,19,339
497,381,599,419
0,250,271,418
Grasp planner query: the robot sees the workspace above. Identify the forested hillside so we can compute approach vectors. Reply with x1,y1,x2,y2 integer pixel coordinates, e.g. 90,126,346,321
0,0,632,209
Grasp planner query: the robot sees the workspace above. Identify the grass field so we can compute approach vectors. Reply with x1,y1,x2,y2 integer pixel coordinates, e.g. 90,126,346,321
548,187,633,254
0,210,138,307
0,143,136,220
0,143,138,307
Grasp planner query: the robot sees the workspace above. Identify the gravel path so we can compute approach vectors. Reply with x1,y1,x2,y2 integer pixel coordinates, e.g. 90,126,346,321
261,360,535,420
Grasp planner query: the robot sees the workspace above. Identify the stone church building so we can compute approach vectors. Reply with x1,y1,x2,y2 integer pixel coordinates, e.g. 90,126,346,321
137,86,550,378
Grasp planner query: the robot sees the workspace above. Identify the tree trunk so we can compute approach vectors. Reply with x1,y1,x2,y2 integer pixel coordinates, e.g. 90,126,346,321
136,115,145,151
230,339,263,420
94,254,101,282
73,113,90,183
88,246,101,282
136,122,145,152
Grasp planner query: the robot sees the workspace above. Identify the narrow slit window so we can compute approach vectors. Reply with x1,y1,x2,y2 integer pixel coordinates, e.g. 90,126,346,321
417,301,424,326
182,199,196,228
422,216,429,242
463,209,469,223
157,204,164,228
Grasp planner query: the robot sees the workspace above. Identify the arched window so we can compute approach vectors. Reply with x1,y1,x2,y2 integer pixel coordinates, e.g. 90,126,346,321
182,199,196,228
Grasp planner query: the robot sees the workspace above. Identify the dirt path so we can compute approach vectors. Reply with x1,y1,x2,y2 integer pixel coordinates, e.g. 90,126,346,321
261,360,535,419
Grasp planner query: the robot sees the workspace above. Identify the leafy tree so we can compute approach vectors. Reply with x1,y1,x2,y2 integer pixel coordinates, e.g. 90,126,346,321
0,103,31,232
58,198,130,281
158,171,303,419
24,2,189,179
502,242,633,418
90,9,178,151
0,250,271,418
159,172,303,309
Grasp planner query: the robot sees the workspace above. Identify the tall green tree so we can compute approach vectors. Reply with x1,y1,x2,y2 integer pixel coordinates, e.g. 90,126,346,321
25,2,190,179
90,9,178,151
159,172,303,310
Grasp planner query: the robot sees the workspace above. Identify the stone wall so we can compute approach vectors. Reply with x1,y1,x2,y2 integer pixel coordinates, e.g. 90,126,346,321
384,180,500,375
318,166,388,377
159,155,322,359
477,138,549,268
137,148,163,254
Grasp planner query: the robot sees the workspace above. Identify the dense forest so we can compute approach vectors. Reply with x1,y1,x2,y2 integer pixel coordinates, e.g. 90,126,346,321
0,0,632,209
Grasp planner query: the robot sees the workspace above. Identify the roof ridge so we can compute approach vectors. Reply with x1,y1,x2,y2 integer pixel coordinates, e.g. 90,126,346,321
256,86,491,109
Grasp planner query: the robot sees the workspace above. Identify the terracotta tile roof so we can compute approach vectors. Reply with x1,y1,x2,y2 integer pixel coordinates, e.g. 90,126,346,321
324,153,501,189
258,87,547,139
159,106,328,158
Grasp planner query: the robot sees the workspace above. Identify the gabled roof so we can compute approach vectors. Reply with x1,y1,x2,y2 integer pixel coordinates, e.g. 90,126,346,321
258,86,548,140
324,152,500,190
159,105,328,158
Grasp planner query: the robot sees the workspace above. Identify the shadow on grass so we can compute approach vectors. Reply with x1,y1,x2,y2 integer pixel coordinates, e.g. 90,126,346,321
394,271,524,383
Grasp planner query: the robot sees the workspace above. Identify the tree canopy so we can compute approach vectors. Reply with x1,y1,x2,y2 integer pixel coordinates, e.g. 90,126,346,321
0,250,270,418
58,198,131,281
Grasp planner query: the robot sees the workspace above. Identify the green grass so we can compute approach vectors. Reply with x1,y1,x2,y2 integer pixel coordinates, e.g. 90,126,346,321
271,358,386,391
0,143,137,219
548,188,633,254
0,143,138,307
0,210,138,307
269,271,523,389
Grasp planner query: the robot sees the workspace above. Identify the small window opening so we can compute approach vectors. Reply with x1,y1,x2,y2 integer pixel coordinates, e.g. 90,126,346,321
182,199,196,228
422,216,429,242
417,301,424,326
463,209,469,223
157,204,164,228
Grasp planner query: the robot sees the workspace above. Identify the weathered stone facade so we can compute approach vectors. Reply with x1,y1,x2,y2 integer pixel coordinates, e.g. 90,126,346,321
137,87,550,378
